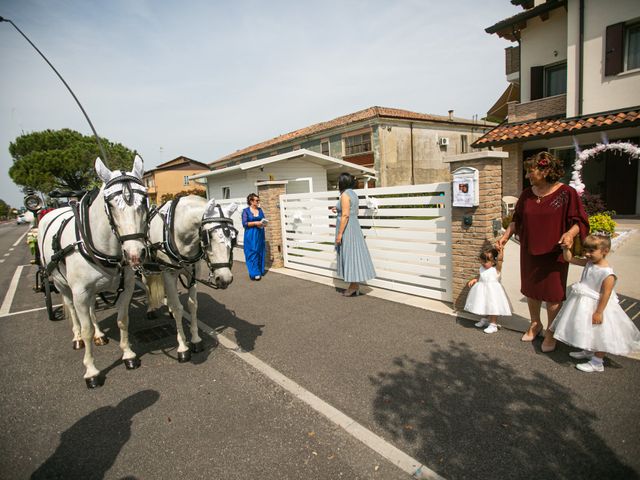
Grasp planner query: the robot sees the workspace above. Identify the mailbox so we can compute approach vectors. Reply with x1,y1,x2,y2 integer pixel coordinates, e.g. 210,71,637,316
452,166,479,207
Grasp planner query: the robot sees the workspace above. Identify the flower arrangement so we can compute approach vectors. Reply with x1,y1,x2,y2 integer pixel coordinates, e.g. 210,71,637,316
570,141,640,195
589,212,617,236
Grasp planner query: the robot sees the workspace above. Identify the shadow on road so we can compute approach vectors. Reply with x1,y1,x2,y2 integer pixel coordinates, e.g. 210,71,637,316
30,390,160,480
196,292,264,352
369,340,638,479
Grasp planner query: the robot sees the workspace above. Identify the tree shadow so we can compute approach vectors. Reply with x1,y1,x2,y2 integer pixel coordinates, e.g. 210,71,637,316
370,341,638,479
30,390,160,480
195,292,264,352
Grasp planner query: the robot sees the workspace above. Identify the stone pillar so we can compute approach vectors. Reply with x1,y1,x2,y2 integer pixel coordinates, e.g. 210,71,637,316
256,181,287,269
445,151,508,311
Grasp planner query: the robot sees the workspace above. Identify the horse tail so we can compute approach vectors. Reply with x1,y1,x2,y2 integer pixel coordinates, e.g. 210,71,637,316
145,274,165,310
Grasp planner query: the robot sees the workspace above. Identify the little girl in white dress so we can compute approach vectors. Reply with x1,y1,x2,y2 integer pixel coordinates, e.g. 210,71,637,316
465,246,512,334
552,233,640,372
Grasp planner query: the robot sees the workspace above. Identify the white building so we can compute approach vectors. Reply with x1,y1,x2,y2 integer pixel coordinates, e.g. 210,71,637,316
475,0,640,214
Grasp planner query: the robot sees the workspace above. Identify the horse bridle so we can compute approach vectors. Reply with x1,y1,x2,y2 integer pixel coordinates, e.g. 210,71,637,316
200,204,238,271
102,171,149,245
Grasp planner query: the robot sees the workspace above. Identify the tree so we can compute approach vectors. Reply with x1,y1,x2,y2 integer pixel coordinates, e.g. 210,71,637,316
8,129,136,193
160,188,207,204
0,199,9,219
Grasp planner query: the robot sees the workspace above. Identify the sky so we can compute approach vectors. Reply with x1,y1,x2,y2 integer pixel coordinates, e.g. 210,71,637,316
0,0,518,208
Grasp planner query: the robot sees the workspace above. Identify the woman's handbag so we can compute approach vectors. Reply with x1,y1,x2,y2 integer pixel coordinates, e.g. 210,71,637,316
571,235,583,257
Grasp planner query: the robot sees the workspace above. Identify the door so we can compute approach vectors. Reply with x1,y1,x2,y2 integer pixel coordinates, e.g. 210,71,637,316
604,149,638,214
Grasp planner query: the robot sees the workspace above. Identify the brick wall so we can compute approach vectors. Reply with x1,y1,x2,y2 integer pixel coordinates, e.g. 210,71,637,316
256,181,286,268
502,143,523,198
449,158,503,310
507,94,566,123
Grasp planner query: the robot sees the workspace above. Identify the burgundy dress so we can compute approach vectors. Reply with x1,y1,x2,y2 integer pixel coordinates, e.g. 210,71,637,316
513,184,588,303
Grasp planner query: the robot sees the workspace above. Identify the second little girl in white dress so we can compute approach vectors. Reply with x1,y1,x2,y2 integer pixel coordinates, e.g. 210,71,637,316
551,233,640,372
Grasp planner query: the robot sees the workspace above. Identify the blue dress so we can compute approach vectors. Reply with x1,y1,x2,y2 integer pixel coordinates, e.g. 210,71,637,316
335,189,376,283
242,207,266,279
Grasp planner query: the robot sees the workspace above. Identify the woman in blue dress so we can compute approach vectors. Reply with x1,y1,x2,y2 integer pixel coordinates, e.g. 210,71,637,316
242,193,266,280
334,173,376,296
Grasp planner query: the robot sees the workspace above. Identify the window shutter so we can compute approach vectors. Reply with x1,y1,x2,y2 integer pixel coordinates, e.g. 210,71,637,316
605,22,624,76
530,66,544,100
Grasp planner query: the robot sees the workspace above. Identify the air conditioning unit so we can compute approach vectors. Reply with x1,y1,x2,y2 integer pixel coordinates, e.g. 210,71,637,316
439,137,450,146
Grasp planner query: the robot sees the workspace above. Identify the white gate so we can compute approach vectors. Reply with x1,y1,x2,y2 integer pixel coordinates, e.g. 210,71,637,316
280,183,452,301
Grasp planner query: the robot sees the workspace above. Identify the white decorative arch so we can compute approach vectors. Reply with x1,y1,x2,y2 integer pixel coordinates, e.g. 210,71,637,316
570,141,640,195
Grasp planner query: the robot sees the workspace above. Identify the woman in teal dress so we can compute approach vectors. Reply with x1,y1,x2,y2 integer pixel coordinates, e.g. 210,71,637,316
334,173,376,296
242,193,266,280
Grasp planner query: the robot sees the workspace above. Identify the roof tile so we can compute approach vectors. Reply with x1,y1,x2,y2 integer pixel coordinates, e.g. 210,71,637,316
472,106,640,147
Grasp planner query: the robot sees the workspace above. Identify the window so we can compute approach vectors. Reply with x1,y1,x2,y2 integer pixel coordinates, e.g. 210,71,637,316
605,21,640,75
145,177,155,188
544,62,567,97
344,132,371,155
183,175,190,186
626,22,640,70
461,135,468,153
321,141,330,156
222,187,230,199
530,62,566,99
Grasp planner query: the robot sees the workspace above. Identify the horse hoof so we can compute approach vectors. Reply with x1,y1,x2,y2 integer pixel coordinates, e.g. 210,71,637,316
85,376,101,389
72,340,85,350
94,336,109,346
123,357,141,370
190,342,204,353
177,350,192,363
146,311,157,320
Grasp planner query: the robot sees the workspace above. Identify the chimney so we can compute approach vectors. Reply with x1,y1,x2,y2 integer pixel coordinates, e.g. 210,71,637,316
448,110,454,121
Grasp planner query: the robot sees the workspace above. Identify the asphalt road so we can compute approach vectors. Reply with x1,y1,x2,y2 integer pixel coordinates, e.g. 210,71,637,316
0,222,639,480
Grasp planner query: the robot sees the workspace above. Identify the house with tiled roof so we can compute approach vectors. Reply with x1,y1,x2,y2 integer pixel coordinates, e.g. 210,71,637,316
474,0,640,214
143,156,209,205
199,106,495,200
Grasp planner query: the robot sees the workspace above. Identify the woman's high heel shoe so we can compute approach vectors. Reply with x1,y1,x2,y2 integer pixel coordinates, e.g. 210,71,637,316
521,323,543,342
342,289,360,297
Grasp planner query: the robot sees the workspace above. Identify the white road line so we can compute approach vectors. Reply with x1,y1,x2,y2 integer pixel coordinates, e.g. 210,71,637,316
0,266,24,315
0,304,63,319
12,230,29,247
0,259,4,263
9,247,14,251
3,253,9,257
191,313,444,480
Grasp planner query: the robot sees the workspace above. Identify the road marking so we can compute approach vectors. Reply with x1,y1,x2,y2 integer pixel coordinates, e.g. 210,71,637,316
3,253,9,257
0,304,63,319
0,259,4,263
0,266,24,315
9,247,14,251
12,230,29,247
190,313,444,480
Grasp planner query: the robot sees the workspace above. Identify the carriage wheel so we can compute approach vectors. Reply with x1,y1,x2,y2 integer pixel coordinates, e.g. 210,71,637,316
42,275,57,321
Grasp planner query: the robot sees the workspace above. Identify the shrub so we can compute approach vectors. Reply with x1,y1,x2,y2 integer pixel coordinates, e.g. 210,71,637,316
589,211,616,236
580,190,607,216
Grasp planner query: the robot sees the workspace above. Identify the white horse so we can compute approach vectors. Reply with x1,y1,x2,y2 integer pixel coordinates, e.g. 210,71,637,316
144,195,237,362
38,156,149,388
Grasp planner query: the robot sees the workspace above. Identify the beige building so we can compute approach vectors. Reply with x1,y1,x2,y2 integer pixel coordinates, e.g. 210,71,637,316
475,0,640,214
211,106,496,189
143,156,209,205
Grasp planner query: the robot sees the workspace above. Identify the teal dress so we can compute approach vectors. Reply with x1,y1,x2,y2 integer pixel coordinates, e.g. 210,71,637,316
335,189,376,283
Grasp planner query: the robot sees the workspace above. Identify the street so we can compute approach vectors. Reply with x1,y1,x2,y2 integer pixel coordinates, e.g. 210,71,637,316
1,222,639,480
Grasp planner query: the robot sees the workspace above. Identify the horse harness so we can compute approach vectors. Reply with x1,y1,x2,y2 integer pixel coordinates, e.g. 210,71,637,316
43,172,149,298
144,196,238,288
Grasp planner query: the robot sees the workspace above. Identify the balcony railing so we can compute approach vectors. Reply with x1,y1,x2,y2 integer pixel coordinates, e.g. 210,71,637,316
507,94,566,123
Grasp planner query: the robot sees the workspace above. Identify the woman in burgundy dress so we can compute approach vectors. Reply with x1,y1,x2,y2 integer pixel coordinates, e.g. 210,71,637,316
497,152,589,352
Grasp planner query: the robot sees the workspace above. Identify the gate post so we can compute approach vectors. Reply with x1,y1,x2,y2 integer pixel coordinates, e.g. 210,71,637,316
256,180,287,269
445,151,508,311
